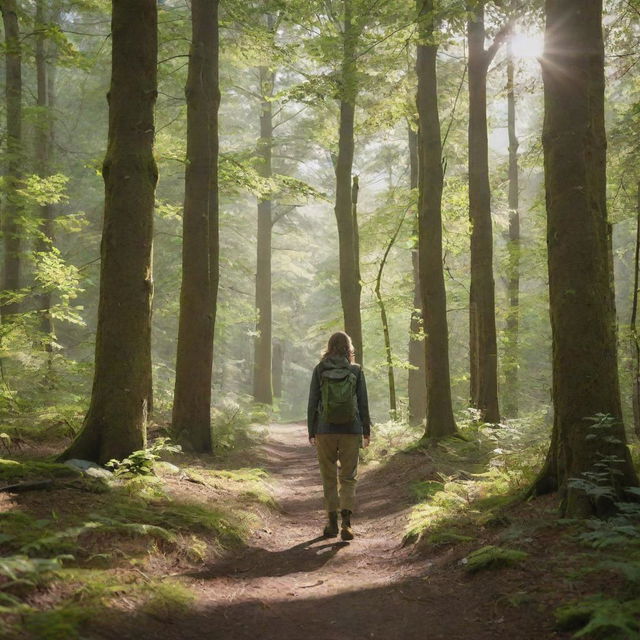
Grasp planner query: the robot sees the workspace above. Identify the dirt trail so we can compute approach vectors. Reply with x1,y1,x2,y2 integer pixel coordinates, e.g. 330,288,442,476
106,423,564,640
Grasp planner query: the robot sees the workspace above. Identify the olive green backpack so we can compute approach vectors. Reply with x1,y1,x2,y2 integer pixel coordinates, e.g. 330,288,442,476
320,366,358,424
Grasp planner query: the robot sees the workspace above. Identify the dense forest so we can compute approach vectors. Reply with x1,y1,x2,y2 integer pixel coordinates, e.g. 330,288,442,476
2,0,640,638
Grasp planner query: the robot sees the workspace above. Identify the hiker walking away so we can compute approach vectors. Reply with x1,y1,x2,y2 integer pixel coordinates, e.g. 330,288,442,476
307,331,372,540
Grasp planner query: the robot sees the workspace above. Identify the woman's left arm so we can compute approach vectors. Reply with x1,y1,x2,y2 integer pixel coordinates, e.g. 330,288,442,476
356,368,372,438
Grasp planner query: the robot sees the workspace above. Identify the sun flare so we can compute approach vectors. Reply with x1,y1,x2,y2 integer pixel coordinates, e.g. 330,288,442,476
510,32,545,59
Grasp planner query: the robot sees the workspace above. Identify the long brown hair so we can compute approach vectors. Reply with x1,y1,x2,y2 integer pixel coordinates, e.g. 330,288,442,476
321,331,355,363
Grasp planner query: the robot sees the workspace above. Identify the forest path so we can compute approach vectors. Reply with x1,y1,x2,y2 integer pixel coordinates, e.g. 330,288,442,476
114,423,560,640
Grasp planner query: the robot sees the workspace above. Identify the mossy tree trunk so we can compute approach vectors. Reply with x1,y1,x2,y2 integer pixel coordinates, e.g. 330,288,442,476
334,0,363,364
253,63,275,405
172,0,220,452
631,182,640,440
272,340,283,398
503,33,520,418
1,0,23,321
529,0,638,516
61,0,158,464
416,0,457,439
467,1,503,424
407,125,427,427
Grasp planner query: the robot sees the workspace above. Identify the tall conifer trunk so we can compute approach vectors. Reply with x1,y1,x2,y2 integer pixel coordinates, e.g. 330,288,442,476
272,340,283,398
334,0,363,364
530,0,638,516
416,0,457,439
253,64,274,405
467,1,501,423
1,0,23,321
34,0,55,348
631,182,640,439
172,0,220,452
503,34,520,417
407,125,427,426
61,0,157,464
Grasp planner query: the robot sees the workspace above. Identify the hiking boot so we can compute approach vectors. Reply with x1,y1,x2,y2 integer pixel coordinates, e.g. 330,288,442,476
340,509,354,541
323,511,339,537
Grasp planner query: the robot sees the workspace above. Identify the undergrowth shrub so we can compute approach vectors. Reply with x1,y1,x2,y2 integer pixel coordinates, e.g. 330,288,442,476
210,396,257,452
404,412,549,545
105,437,181,477
0,459,79,484
359,419,422,463
461,545,528,573
553,415,640,638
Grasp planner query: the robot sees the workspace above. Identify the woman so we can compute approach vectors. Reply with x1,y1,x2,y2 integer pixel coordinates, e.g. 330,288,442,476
307,331,371,540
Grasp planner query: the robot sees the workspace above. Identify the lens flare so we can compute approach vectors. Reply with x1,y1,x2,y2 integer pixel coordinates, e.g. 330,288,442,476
510,32,544,59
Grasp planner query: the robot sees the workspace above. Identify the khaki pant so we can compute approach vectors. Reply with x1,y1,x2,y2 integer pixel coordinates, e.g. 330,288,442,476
316,434,361,512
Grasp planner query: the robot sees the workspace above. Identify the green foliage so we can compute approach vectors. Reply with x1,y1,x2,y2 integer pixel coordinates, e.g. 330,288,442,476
139,580,195,620
0,555,68,592
462,545,529,574
18,173,69,207
359,419,422,463
555,597,640,639
0,459,79,484
404,412,547,544
101,498,248,548
210,398,256,453
426,530,474,546
105,438,182,477
22,604,94,640
410,480,445,502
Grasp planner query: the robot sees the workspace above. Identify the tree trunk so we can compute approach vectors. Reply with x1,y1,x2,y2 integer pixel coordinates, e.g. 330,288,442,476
34,0,55,353
253,64,274,405
503,34,520,418
1,0,23,321
272,340,283,398
61,0,157,464
374,202,406,420
334,0,363,364
407,125,427,426
631,182,640,440
467,2,501,424
416,0,457,439
172,0,219,452
529,0,638,516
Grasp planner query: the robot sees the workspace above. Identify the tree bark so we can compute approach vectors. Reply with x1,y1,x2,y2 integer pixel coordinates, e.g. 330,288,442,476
631,182,640,439
529,0,638,516
172,0,219,452
503,34,520,418
374,202,406,419
407,125,427,426
272,340,283,398
1,0,23,321
34,0,55,351
61,0,158,464
467,2,501,423
334,0,363,364
416,0,457,439
253,64,274,405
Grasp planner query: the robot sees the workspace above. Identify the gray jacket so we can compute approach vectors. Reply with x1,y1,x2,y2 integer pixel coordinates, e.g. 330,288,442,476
307,355,372,438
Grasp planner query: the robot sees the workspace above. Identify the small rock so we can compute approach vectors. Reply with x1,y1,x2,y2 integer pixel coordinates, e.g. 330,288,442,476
85,466,114,480
65,459,103,472
156,461,180,475
64,459,113,479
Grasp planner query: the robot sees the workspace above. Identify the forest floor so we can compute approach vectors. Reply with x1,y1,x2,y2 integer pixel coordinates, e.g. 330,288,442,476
90,423,581,640
3,422,636,639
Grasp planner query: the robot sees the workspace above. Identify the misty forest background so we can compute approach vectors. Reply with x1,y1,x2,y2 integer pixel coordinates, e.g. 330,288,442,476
5,1,638,439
